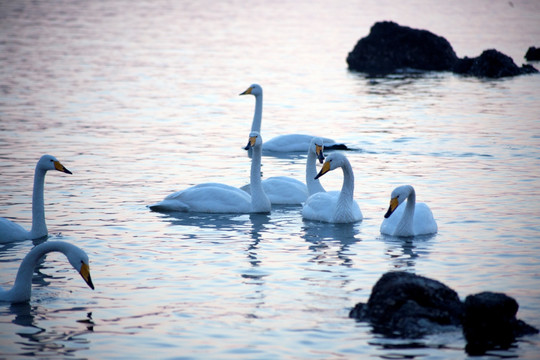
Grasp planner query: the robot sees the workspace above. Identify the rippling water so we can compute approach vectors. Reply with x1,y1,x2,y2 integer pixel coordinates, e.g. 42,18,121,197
1,0,540,359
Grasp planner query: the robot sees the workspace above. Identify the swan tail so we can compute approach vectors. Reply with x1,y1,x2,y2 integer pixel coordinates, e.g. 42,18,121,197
148,200,189,213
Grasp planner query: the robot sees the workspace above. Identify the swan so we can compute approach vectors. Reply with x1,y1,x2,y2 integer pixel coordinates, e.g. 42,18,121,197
149,132,271,214
302,152,363,223
0,241,94,303
239,84,348,152
380,185,438,237
239,137,325,205
0,155,72,243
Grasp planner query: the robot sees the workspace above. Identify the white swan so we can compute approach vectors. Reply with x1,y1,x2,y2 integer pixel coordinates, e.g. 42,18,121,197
302,152,363,223
0,241,94,303
149,132,271,214
240,136,326,204
380,185,438,237
0,155,72,243
239,84,348,152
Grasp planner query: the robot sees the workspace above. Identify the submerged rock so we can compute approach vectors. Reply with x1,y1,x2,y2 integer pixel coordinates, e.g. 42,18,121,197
463,292,539,355
525,46,540,61
453,49,538,78
347,21,538,78
349,272,539,354
349,272,463,338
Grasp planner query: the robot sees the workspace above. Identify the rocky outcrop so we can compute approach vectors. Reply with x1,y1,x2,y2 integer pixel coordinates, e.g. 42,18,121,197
349,272,539,355
453,49,538,77
525,46,540,61
346,21,538,78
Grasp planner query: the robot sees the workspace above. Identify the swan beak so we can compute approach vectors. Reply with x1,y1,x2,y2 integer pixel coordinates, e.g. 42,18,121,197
316,144,325,164
54,161,72,175
244,135,257,150
315,160,331,179
79,262,95,290
239,86,253,95
384,197,399,218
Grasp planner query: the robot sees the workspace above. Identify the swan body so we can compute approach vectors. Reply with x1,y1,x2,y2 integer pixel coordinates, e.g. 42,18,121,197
0,241,94,303
302,153,363,223
380,185,437,237
149,132,271,214
0,155,72,243
240,84,348,152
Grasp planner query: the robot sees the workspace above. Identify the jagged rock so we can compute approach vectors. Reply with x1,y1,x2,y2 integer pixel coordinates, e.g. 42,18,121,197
346,21,458,74
463,292,539,355
525,46,540,61
349,272,539,354
453,49,538,78
349,271,463,338
347,22,538,78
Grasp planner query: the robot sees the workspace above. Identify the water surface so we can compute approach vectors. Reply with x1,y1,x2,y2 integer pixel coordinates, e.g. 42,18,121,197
1,0,539,359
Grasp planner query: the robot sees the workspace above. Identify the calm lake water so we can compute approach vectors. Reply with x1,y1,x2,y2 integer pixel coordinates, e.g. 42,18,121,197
1,0,540,359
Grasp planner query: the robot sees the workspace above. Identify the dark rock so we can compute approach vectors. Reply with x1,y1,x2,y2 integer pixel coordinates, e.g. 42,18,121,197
453,49,538,78
349,271,463,338
463,292,539,355
346,21,459,74
350,272,539,355
525,46,540,61
347,22,538,78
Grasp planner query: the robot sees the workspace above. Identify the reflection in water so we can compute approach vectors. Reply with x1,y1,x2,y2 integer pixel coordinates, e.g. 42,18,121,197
302,221,361,267
246,213,271,268
380,233,436,270
1,303,94,358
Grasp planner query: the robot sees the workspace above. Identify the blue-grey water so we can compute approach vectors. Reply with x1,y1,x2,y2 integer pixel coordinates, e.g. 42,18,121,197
1,0,539,359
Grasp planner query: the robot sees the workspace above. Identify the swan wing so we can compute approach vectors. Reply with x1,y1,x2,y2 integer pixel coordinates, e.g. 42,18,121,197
413,203,438,235
150,183,251,213
0,218,30,243
302,191,339,222
263,134,340,152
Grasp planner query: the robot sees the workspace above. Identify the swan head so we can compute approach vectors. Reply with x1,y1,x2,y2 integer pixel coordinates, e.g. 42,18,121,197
239,84,263,97
384,185,414,218
315,152,346,179
310,137,325,164
38,154,72,174
65,245,95,290
244,131,263,150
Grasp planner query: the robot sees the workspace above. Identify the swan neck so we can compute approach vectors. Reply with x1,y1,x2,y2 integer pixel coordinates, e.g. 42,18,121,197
249,145,269,212
306,150,325,195
30,166,47,238
251,94,263,133
10,242,68,302
338,160,355,202
397,188,416,235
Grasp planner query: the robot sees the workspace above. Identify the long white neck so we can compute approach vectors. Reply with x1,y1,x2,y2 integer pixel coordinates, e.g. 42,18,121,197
250,93,263,133
306,150,325,195
337,159,355,207
1,242,72,302
249,144,270,213
395,187,416,236
30,166,47,238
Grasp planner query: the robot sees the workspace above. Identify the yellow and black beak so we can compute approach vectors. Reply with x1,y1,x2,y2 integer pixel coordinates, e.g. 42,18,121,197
79,262,95,290
244,135,257,150
239,86,253,96
384,197,399,218
316,144,325,164
54,161,72,175
315,160,331,179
